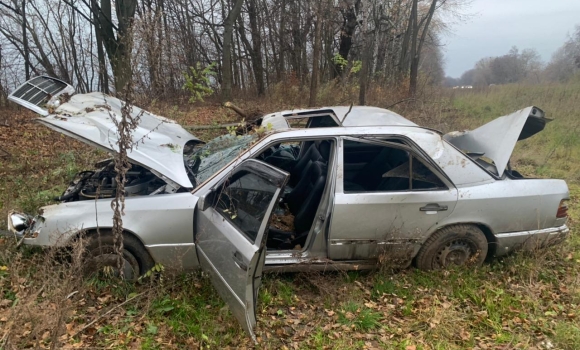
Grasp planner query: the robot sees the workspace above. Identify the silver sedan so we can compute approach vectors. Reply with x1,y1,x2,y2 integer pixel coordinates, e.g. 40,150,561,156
7,76,570,340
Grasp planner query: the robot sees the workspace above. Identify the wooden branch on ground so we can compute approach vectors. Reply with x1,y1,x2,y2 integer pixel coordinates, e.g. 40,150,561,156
223,101,248,119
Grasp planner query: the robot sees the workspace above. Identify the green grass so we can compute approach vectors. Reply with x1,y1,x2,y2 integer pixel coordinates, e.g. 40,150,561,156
337,301,382,331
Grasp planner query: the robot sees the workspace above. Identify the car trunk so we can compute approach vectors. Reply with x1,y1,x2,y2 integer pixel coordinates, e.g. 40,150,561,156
443,106,551,176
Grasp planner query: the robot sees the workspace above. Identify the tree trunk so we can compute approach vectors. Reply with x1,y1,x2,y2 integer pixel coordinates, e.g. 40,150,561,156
409,0,437,96
21,0,30,80
222,0,245,101
247,0,265,95
333,0,360,79
309,1,324,107
358,0,370,105
90,0,138,94
278,0,286,80
398,0,415,78
90,0,108,92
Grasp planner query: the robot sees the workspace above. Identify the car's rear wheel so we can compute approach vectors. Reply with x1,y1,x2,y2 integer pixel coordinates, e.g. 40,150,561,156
414,225,488,270
83,231,155,281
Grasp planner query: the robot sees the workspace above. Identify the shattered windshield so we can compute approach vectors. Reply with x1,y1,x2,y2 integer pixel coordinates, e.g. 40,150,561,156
184,134,258,187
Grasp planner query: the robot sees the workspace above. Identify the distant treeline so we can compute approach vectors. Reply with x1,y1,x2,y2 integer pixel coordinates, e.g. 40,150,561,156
444,26,580,87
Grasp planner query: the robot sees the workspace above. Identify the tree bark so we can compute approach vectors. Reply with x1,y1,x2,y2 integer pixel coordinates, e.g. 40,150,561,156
309,1,324,107
247,0,265,95
333,0,360,79
409,0,437,96
358,0,370,105
21,0,30,80
222,0,245,101
89,0,138,94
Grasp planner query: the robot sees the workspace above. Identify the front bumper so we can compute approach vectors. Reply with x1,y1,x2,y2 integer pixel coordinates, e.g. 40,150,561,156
494,224,570,257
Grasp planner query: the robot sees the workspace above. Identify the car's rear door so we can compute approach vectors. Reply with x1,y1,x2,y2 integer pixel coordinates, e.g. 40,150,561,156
195,159,289,340
328,137,458,262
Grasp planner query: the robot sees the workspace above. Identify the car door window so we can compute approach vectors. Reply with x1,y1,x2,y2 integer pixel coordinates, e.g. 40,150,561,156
343,139,446,192
195,159,289,340
214,171,278,243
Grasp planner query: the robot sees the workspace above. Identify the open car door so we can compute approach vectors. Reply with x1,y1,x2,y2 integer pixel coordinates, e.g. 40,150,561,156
195,159,289,340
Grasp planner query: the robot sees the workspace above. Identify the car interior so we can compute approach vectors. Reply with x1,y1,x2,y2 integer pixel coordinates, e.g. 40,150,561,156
211,137,446,252
342,139,446,192
257,139,334,250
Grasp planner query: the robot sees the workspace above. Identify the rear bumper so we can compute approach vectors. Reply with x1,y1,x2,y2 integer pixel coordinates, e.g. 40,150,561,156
494,224,570,257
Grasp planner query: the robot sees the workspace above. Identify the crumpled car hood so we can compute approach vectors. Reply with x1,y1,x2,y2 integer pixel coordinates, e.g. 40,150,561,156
39,92,199,188
444,106,551,176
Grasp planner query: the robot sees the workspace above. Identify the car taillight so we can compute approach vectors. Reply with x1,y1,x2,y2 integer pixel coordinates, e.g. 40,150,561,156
556,200,569,218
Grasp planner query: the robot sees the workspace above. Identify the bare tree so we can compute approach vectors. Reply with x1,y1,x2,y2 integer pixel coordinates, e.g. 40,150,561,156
309,0,324,106
222,0,245,101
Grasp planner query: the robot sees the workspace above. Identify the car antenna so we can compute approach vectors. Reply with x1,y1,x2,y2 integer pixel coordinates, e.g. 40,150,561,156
341,102,354,123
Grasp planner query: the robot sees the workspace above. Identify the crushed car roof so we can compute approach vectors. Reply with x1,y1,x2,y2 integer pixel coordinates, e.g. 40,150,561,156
263,106,418,128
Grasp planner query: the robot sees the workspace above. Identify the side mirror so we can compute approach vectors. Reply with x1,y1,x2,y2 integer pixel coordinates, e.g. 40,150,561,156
198,192,213,212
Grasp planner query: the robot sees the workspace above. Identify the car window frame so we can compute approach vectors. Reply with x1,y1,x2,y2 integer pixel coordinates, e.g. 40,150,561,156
341,136,451,193
250,136,338,252
358,135,456,188
208,160,287,245
282,110,342,128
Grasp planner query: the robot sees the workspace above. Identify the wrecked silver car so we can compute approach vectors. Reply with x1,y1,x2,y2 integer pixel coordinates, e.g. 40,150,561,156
7,76,570,339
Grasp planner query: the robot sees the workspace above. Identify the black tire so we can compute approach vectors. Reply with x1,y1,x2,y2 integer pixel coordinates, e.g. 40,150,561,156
84,230,155,281
414,225,488,271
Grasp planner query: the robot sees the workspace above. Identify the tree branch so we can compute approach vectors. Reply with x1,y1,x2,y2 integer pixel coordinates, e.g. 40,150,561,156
0,1,20,15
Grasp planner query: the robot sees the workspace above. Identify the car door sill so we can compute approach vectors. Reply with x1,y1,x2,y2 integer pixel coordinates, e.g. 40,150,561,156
264,260,376,273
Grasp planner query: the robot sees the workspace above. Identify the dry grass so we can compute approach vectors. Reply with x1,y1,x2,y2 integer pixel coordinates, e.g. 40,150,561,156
0,82,579,349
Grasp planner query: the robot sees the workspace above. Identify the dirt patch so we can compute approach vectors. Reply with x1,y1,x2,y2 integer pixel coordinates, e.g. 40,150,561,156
272,208,295,232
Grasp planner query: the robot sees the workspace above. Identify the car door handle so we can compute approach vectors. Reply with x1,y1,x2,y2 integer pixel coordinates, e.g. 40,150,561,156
420,203,448,212
232,251,248,271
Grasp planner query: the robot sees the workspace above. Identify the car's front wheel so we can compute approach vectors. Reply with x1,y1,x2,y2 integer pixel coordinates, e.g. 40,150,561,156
83,230,155,281
414,225,488,270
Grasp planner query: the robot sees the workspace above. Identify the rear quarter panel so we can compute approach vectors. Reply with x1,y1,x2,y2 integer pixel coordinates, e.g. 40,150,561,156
438,178,569,234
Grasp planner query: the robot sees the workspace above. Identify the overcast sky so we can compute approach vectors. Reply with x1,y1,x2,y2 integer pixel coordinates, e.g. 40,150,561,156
442,0,580,78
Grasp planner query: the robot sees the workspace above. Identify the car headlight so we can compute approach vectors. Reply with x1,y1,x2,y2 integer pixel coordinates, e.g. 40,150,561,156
7,211,43,238
8,212,31,232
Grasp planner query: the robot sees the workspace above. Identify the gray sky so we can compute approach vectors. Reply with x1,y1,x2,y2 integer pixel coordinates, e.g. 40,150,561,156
442,0,580,78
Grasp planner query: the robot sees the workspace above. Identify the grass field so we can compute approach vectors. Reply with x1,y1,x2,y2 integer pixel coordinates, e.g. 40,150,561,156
0,83,579,349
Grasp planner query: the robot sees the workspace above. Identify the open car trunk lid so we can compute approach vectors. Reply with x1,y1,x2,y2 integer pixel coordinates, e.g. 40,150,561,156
444,106,551,176
9,76,200,188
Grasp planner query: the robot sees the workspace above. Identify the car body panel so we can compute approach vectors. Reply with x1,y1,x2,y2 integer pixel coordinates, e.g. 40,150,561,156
434,178,569,255
10,87,200,188
444,106,550,176
329,137,459,261
17,193,200,270
195,159,289,341
261,106,418,128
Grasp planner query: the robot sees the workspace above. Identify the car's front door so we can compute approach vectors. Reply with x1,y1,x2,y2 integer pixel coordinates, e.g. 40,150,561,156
195,159,289,340
328,137,458,263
